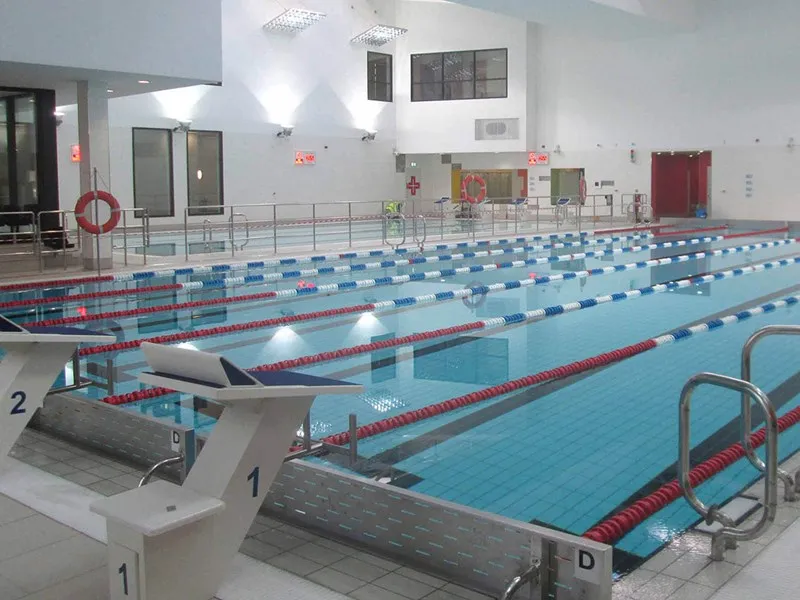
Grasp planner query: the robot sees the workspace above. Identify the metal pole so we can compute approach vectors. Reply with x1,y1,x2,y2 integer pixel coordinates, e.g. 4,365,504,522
229,208,235,258
348,202,353,248
71,352,80,387
93,168,101,277
303,412,312,452
273,205,278,254
141,210,148,266
440,203,444,240
36,213,44,272
491,200,495,235
123,210,128,266
184,208,189,261
514,203,519,234
62,212,68,270
106,358,115,395
348,413,358,465
312,203,317,251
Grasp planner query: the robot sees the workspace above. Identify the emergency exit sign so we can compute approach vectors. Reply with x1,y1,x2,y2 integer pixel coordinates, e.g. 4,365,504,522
294,151,316,165
528,152,550,165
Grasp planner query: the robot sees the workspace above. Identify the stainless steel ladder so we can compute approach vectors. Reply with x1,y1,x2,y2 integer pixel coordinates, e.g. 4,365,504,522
678,372,778,560
383,213,406,250
229,212,250,253
412,214,427,251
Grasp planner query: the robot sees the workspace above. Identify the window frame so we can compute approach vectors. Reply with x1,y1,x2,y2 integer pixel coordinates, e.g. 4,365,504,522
367,51,393,103
410,48,508,103
186,129,224,217
132,127,175,218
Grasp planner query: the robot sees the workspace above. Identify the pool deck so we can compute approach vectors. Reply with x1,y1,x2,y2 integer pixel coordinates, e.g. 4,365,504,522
3,426,799,600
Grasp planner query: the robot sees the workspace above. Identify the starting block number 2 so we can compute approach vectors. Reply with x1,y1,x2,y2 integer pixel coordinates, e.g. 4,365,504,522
10,391,26,415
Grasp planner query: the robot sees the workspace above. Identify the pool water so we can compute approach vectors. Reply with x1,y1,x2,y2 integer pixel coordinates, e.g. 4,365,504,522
4,227,800,565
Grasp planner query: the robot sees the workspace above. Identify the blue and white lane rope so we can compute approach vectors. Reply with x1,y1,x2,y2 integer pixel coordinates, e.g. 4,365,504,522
175,236,793,292
369,253,800,317
112,233,648,282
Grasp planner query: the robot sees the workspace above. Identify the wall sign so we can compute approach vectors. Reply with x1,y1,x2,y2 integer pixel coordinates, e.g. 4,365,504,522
294,151,316,165
528,152,550,165
70,144,81,163
406,176,421,196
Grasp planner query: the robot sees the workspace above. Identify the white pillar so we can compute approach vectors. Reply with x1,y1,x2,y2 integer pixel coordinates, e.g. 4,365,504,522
77,80,114,271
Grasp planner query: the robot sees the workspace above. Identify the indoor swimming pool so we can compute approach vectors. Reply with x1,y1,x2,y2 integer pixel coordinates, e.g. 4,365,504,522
3,225,799,569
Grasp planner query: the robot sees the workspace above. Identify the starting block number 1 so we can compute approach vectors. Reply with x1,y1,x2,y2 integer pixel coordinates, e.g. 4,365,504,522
109,544,140,600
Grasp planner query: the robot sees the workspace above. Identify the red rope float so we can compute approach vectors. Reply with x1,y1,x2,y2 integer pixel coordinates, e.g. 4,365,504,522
583,403,800,545
0,283,184,311
79,303,376,356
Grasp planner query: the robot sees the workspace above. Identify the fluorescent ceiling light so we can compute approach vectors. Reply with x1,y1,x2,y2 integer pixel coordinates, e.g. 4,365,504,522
263,8,326,33
351,24,407,47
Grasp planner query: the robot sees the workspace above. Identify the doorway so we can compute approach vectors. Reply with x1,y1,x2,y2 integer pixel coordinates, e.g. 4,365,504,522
651,151,712,218
550,168,585,205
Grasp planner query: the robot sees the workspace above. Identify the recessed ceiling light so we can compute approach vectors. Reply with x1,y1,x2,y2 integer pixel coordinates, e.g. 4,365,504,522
263,8,326,33
138,80,150,85
351,24,408,47
107,89,114,93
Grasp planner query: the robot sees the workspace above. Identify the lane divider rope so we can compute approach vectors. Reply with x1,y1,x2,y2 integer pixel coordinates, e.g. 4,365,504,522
0,230,607,292
652,225,728,237
583,403,800,545
0,234,660,311
101,251,800,405
77,242,799,357
7,230,786,313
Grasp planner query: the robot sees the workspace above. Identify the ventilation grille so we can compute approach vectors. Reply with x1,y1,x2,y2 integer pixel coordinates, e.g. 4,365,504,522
475,118,520,141
395,154,406,174
441,154,452,165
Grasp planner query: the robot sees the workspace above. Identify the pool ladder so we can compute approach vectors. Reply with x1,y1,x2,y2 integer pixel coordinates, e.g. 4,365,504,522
382,214,427,251
678,325,800,560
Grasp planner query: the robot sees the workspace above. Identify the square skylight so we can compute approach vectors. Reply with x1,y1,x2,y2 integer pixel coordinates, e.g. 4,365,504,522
263,8,326,34
351,24,408,47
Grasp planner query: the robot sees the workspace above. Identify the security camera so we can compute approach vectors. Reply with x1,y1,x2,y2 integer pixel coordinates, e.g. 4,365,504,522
277,125,294,138
361,130,377,142
173,120,192,133
54,111,65,127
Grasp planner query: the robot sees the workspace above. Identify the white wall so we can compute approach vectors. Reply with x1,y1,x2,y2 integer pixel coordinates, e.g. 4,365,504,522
534,0,800,220
55,0,406,225
0,0,222,82
395,0,529,154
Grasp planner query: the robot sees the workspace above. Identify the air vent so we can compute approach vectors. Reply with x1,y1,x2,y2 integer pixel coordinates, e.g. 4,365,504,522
451,163,462,170
539,175,551,182
475,118,520,141
395,154,406,173
601,180,615,187
441,154,452,165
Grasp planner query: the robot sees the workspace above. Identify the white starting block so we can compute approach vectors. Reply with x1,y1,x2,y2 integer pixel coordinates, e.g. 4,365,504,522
0,315,112,459
91,342,363,600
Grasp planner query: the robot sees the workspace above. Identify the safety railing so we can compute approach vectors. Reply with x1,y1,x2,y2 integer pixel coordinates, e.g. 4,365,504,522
112,207,150,266
412,214,427,249
229,212,250,252
0,210,37,268
383,213,406,249
741,325,800,500
678,372,778,560
36,209,80,271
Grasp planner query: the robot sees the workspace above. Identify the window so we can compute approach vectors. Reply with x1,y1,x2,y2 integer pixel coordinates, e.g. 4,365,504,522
133,128,174,217
411,48,507,102
367,52,392,102
187,131,223,216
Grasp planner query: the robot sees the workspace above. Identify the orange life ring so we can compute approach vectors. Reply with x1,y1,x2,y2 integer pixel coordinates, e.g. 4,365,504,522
461,174,487,204
74,190,121,235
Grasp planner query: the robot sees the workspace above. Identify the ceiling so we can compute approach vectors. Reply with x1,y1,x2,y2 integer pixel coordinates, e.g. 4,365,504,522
0,60,217,105
414,0,699,38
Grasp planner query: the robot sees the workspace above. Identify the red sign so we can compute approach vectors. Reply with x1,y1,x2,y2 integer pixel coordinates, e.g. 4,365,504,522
528,152,550,166
294,151,317,165
406,176,421,196
70,144,81,163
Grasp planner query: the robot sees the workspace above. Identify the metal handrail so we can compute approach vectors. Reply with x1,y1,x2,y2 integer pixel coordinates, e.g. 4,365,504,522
138,454,185,487
500,560,541,600
678,372,778,560
229,212,250,251
413,214,427,248
742,325,800,500
383,213,406,249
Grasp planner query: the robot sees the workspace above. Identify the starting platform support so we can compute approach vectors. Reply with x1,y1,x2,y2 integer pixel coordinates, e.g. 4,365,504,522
91,342,363,600
0,315,112,459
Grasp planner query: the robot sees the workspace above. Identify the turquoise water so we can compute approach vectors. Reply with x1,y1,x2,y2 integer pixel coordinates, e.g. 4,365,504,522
3,228,799,563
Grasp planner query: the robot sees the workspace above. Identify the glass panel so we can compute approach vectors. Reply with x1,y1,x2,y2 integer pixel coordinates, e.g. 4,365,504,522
187,131,223,216
411,83,443,102
475,49,507,80
368,52,393,102
443,51,474,81
476,79,507,99
411,53,443,84
14,95,37,209
0,99,8,209
444,81,474,100
369,82,392,103
133,128,174,218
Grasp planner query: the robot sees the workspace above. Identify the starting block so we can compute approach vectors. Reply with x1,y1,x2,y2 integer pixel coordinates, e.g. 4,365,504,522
0,315,112,459
91,342,363,600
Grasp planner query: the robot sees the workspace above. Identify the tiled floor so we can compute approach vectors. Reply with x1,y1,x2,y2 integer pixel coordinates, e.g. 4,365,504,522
4,427,491,600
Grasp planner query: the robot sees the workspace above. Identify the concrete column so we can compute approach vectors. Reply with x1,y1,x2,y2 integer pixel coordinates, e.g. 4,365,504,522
77,80,113,271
